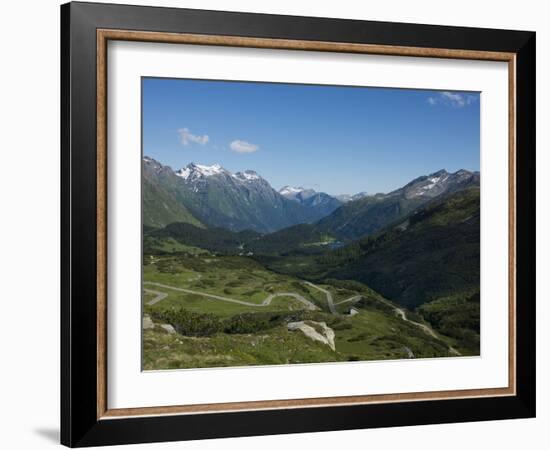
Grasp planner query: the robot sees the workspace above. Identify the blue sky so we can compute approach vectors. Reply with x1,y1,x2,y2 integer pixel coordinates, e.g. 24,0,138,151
142,78,479,196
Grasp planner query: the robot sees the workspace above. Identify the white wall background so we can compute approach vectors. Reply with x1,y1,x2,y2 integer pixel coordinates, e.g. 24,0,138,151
0,1,546,448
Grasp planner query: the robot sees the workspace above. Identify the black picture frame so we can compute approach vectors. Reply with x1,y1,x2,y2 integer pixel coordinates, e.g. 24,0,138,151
61,1,536,447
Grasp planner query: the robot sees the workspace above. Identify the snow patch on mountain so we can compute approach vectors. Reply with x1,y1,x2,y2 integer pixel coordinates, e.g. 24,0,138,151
279,186,321,203
175,162,273,192
176,163,226,180
234,170,261,182
406,169,478,199
175,167,191,180
335,192,369,203
421,173,449,191
192,163,224,176
279,186,305,196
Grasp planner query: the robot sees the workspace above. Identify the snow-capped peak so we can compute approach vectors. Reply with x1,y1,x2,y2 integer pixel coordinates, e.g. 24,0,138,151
421,173,448,191
423,170,450,189
175,167,191,180
234,170,261,182
176,162,226,180
192,163,224,176
454,169,472,179
279,186,305,196
404,168,478,199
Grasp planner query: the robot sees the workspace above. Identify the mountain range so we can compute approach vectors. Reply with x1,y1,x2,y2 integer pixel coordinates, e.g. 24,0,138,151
143,156,479,243
316,169,480,240
143,158,344,232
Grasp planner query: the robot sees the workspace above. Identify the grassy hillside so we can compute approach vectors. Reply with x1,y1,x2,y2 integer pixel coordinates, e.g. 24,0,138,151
262,188,480,310
142,254,460,369
145,221,340,257
141,184,481,369
142,178,204,229
144,222,260,255
416,290,480,355
317,193,427,240
247,223,338,255
324,188,480,308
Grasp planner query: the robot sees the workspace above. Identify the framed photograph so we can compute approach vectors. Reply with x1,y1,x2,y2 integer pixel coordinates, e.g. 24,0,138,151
61,2,536,447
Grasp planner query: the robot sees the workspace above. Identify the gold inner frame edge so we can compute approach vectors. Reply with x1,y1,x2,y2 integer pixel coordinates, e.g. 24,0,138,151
95,29,517,420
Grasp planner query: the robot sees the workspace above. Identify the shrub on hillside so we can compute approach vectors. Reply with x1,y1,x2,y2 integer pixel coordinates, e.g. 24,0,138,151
151,308,222,336
223,311,307,334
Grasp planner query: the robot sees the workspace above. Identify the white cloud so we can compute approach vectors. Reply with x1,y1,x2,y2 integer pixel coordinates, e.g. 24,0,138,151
441,91,466,106
230,140,259,153
177,128,209,146
427,91,478,108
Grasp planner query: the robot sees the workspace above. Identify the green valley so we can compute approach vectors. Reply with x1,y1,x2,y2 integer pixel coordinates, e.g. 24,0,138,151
141,160,481,369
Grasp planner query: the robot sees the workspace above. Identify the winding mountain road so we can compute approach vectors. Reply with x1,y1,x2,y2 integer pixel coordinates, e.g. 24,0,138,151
379,298,462,356
143,281,318,310
304,282,364,313
144,280,461,356
302,283,461,357
334,295,362,306
144,288,168,306
303,281,337,314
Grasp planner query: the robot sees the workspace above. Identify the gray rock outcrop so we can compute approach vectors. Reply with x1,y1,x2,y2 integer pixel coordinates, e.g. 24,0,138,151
287,321,335,351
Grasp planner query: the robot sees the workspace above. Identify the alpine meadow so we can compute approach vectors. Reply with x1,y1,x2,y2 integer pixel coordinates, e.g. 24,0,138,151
141,78,481,370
